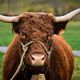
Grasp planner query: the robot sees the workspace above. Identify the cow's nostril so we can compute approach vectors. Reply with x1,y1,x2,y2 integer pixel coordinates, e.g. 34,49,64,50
42,56,45,60
31,56,35,60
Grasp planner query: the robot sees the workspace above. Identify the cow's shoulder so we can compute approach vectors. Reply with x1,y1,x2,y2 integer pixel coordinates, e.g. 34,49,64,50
3,34,20,61
51,34,72,52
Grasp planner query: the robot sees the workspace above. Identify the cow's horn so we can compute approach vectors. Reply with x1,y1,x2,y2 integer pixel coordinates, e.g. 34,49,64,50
0,15,18,22
55,8,80,22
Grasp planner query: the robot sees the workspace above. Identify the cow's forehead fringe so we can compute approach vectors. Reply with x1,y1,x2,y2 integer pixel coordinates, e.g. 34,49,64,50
18,12,55,21
13,12,54,35
20,12,54,29
18,12,55,28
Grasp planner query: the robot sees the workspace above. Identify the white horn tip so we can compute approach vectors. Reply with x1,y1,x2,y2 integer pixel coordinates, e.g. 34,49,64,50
55,8,80,22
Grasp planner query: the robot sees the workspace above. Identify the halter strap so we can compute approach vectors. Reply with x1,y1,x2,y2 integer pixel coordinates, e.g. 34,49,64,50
10,45,28,80
21,40,52,55
10,40,52,80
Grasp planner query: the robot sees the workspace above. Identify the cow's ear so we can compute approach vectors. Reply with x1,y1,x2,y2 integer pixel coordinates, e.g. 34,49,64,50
53,21,69,34
53,9,80,34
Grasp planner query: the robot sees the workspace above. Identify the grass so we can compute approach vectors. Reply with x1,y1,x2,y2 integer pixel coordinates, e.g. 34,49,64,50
0,21,80,50
64,21,80,50
0,53,3,80
0,22,14,46
72,57,80,80
0,53,80,80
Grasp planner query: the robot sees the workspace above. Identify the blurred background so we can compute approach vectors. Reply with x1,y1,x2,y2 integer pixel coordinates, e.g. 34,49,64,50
0,0,80,17
0,0,80,80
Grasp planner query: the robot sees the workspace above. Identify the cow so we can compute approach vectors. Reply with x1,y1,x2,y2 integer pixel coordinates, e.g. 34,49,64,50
0,8,80,80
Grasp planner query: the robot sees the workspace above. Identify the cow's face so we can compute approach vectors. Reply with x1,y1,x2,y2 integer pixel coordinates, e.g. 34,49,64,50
12,13,54,67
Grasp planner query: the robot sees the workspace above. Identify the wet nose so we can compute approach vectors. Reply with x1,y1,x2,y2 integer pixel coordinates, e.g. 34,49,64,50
30,54,46,66
31,54,45,61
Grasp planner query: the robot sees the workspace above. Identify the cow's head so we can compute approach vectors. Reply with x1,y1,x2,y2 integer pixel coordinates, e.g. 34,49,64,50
0,9,80,68
12,12,54,68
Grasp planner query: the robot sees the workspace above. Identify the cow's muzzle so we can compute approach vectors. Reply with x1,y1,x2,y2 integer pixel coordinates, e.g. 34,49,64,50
10,40,52,80
30,54,46,66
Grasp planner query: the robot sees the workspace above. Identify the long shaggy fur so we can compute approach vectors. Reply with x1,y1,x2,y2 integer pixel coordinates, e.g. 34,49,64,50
2,12,74,80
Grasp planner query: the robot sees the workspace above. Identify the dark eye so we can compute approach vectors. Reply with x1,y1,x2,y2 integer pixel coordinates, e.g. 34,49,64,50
20,32,26,39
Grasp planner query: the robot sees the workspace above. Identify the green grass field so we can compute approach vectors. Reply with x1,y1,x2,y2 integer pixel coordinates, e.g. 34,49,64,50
0,53,3,80
72,57,80,80
64,21,80,50
0,22,13,46
0,21,80,50
0,53,80,80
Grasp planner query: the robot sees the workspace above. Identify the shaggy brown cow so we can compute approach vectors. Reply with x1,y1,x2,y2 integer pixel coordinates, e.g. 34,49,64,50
0,9,80,80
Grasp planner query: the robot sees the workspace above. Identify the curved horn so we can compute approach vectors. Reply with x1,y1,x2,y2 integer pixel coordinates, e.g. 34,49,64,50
0,15,18,22
55,8,80,22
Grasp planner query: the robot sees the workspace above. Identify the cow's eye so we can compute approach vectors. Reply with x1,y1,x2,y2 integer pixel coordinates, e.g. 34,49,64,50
20,32,26,39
